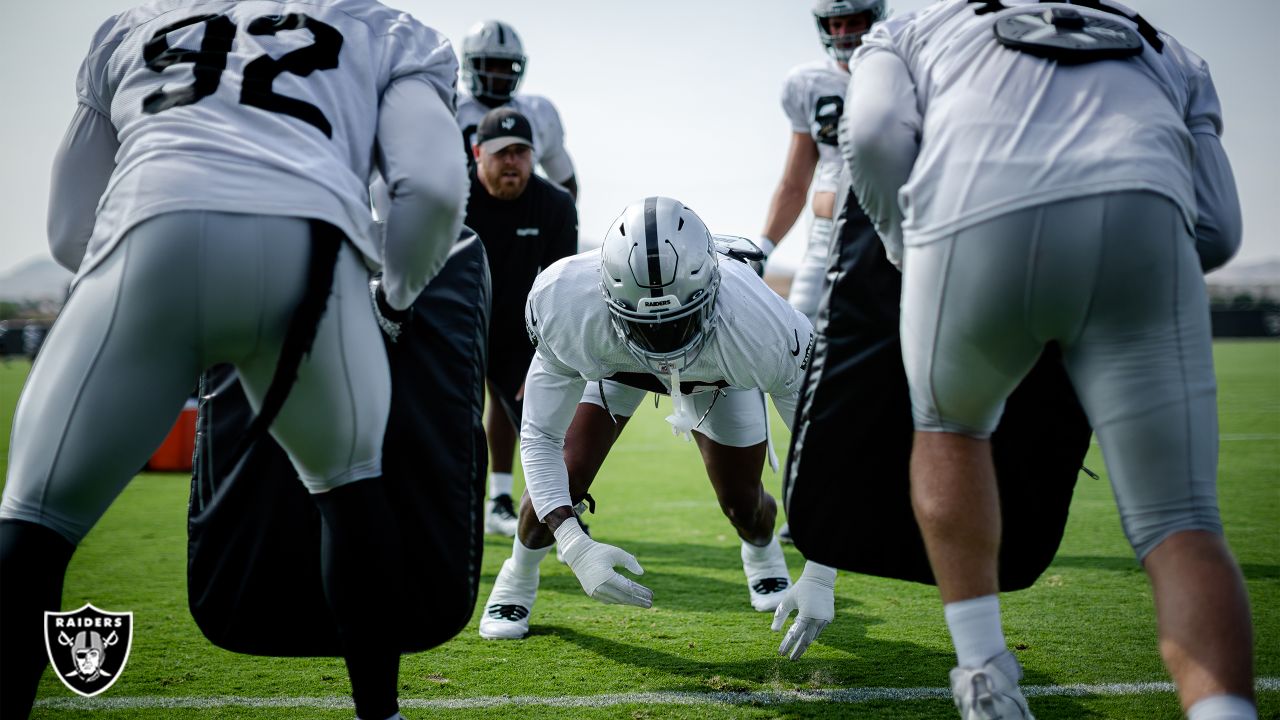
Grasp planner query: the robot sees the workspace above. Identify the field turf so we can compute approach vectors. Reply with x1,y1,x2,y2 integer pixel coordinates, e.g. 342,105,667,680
0,340,1276,719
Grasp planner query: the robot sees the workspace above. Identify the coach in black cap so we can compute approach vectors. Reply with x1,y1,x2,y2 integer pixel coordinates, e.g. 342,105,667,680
468,107,578,536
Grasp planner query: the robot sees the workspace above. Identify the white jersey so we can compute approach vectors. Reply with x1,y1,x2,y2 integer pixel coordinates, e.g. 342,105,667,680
781,59,850,194
519,251,815,519
74,0,457,281
457,93,575,184
854,0,1222,246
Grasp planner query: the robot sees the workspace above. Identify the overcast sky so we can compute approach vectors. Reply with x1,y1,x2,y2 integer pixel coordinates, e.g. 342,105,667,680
1,0,1276,277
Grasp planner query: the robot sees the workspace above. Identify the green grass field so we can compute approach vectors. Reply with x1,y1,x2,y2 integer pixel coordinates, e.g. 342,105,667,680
1,341,1277,719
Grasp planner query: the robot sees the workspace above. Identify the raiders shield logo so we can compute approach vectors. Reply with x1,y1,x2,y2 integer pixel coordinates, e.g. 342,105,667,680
44,604,134,697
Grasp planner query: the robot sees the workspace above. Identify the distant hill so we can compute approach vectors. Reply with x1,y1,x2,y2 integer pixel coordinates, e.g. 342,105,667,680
0,257,71,302
1207,256,1280,286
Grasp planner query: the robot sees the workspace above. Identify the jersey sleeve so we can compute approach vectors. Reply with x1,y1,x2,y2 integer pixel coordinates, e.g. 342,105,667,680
542,192,579,269
48,103,120,272
382,16,460,114
519,292,588,520
842,33,921,269
531,97,576,184
780,68,810,134
75,14,128,115
1179,46,1223,138
375,73,469,310
766,308,814,431
1179,51,1240,272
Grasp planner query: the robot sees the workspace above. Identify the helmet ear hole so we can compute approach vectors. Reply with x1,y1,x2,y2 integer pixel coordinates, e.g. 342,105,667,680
619,223,626,237
677,217,685,231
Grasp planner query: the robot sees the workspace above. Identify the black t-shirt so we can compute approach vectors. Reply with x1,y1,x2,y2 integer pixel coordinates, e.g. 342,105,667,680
465,169,578,346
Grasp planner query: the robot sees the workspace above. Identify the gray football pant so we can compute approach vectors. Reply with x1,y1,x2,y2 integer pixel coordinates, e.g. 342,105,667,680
581,382,768,447
1,211,390,544
901,191,1221,559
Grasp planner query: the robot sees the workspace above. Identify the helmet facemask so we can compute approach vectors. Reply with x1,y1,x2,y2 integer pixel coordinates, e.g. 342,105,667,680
465,55,526,105
605,275,719,376
812,0,886,62
461,20,527,105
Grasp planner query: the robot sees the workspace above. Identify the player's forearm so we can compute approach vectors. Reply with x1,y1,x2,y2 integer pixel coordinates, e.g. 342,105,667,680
520,433,573,521
376,77,469,310
842,49,920,269
519,358,587,520
762,181,810,243
1191,132,1242,273
48,104,118,272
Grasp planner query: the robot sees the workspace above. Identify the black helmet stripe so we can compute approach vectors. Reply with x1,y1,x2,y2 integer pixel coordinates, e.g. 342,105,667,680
643,196,664,297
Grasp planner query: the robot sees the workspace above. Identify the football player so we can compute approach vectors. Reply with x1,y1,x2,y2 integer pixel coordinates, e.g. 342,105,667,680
477,197,837,644
455,19,580,537
0,3,468,719
842,2,1252,718
457,20,578,200
759,0,885,320
759,0,886,545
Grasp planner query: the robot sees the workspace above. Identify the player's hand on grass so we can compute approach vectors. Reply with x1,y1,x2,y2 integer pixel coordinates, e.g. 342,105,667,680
771,560,836,660
554,517,653,607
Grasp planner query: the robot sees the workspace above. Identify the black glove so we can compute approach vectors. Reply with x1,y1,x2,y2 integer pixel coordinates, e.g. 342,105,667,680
369,273,412,343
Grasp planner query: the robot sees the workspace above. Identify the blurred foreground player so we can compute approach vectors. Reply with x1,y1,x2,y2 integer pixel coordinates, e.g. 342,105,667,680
0,2,468,718
842,2,1251,718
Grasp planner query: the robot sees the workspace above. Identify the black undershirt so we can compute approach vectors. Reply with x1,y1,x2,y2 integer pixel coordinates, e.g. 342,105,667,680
465,168,578,345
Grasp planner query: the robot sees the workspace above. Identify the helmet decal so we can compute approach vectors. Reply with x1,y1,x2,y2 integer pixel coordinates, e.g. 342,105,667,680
643,196,666,297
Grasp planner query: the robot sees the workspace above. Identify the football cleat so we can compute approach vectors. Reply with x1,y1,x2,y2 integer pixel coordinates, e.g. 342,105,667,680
949,655,1035,720
742,537,792,612
485,494,519,537
478,558,539,640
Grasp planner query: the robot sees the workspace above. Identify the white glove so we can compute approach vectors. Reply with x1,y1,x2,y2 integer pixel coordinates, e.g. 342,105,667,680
771,561,836,660
554,517,653,607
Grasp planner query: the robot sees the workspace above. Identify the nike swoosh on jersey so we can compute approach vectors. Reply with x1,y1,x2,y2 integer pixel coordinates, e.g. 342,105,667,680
790,329,801,356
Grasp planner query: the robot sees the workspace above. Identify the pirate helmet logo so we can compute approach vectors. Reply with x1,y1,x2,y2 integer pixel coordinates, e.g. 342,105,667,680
44,604,134,697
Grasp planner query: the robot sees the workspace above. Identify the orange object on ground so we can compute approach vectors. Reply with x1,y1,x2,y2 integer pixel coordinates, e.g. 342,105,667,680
147,399,198,472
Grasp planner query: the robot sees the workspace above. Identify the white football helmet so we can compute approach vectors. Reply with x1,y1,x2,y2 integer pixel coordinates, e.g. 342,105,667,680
461,20,527,105
600,197,720,375
813,0,886,61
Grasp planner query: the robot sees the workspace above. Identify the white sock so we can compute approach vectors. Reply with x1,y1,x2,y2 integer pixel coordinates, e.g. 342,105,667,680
741,537,778,562
944,595,1008,670
510,536,551,574
489,472,513,498
1187,694,1257,720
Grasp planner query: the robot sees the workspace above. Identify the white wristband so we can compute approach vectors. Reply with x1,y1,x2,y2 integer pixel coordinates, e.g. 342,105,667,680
800,561,838,587
553,516,587,554
756,236,777,256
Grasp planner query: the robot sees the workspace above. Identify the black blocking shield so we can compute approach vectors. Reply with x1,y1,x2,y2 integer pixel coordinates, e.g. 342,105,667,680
187,232,491,656
783,194,1092,591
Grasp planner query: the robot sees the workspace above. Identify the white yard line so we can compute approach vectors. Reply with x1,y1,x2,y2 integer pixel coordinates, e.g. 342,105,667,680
34,677,1280,710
